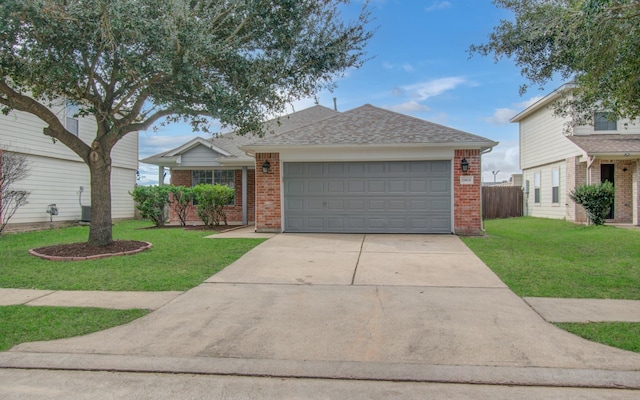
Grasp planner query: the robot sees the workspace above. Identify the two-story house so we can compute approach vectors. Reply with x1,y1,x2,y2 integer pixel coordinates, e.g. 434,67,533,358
0,99,138,230
511,84,640,225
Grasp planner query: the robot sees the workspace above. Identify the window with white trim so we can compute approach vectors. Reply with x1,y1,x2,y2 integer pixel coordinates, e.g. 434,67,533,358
534,172,541,204
65,101,79,136
594,112,617,131
192,170,235,205
551,168,560,204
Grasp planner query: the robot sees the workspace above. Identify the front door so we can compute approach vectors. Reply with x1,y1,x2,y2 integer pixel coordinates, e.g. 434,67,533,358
601,164,615,219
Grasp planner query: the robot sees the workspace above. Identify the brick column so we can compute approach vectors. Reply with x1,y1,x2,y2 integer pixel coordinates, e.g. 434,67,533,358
453,149,482,235
633,161,640,226
255,153,282,232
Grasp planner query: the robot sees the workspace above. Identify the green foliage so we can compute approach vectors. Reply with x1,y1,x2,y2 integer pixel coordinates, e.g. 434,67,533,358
0,306,148,351
471,0,640,127
556,322,640,353
192,184,235,227
168,186,194,227
569,181,615,225
0,0,372,245
130,186,171,227
461,217,640,299
0,220,266,291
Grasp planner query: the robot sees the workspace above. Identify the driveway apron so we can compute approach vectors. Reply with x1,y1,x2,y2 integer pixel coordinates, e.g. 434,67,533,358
5,233,640,388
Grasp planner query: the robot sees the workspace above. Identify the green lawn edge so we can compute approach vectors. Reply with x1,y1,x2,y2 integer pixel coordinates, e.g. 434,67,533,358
0,220,266,291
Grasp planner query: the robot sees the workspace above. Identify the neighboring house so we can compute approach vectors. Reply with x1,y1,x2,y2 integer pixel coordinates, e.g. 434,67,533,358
0,99,138,228
143,104,497,235
511,84,640,225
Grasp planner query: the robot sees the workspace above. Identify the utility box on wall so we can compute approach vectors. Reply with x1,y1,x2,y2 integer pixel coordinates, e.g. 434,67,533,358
81,206,91,222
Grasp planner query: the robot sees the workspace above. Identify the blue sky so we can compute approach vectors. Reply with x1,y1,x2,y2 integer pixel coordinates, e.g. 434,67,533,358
138,0,561,185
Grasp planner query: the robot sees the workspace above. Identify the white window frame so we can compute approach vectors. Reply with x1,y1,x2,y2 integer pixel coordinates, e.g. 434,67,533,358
551,168,560,204
534,172,541,204
594,111,617,131
65,101,79,136
191,169,236,205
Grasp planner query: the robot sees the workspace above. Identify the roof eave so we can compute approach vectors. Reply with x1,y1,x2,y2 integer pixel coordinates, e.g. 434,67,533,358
510,83,576,123
241,141,498,153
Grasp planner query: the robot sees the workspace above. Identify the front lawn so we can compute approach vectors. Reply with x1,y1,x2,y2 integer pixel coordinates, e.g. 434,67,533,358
0,220,266,291
0,306,148,351
462,217,640,353
461,217,640,299
0,220,265,351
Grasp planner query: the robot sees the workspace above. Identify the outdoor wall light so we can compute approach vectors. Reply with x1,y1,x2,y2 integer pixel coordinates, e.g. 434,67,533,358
262,160,271,174
460,158,469,173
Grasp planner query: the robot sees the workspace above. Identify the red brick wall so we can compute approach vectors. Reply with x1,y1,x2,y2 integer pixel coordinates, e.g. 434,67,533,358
255,153,282,232
168,169,254,225
453,149,483,235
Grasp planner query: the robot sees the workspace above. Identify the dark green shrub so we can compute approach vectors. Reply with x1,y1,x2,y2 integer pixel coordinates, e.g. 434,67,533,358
130,185,172,227
192,184,235,227
569,181,615,226
168,186,194,227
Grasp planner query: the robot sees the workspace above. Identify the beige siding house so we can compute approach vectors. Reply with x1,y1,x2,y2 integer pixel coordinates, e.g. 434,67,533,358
512,85,640,225
0,99,138,228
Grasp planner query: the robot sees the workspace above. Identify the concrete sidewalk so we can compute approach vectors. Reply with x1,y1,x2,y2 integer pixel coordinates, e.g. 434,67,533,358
2,231,640,396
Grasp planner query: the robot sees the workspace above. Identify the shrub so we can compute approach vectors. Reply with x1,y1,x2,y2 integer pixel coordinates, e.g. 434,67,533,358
192,184,235,227
0,150,31,235
168,186,194,227
130,185,172,227
569,181,615,226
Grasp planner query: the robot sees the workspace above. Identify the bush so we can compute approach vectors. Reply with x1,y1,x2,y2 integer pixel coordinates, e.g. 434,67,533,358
192,184,235,227
569,181,615,226
168,186,194,227
130,185,172,227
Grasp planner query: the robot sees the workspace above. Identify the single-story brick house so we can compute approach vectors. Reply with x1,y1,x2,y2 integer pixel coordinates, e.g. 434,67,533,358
142,104,498,235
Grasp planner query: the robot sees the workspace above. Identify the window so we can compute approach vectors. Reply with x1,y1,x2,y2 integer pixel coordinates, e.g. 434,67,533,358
192,170,236,205
594,112,617,131
534,172,541,204
551,168,560,204
65,101,79,136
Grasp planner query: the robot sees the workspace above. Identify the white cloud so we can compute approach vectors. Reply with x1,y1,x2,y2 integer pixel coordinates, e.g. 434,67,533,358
481,142,521,183
484,108,517,126
381,61,415,72
425,1,451,12
515,95,544,110
386,101,430,113
402,77,466,101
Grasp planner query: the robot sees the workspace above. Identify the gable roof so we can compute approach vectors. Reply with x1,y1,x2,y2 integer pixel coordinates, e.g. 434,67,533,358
244,104,497,149
568,134,640,157
140,105,339,167
510,83,575,123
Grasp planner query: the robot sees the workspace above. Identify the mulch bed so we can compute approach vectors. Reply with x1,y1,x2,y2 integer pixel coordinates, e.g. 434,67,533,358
31,240,151,260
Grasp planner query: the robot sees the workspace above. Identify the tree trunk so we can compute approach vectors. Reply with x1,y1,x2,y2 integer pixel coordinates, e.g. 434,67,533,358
87,145,113,247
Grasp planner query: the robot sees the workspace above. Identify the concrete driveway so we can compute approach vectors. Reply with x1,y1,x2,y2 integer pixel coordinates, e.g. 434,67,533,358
4,233,640,389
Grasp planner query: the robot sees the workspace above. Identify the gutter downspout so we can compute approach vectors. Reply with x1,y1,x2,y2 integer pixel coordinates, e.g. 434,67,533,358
242,166,248,225
479,146,494,233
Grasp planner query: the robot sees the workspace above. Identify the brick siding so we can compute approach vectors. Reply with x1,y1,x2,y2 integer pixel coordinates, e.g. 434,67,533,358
168,169,254,225
254,152,282,232
453,149,483,235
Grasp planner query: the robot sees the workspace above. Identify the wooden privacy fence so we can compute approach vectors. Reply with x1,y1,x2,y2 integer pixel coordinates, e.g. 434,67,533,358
482,186,523,219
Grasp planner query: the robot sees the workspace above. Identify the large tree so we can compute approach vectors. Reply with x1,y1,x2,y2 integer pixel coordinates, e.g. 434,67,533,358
471,0,640,126
0,0,372,246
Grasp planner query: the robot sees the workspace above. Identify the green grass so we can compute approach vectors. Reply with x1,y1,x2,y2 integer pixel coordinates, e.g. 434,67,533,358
556,322,640,353
461,217,640,299
0,220,266,291
0,305,148,351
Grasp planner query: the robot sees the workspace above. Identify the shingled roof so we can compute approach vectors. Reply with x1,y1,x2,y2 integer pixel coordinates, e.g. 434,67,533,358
245,104,496,148
568,134,640,155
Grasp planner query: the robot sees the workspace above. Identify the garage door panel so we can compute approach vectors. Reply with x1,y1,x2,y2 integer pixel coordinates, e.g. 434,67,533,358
284,161,451,233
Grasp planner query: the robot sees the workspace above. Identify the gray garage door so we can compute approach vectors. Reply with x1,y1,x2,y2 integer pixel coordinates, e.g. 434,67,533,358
283,161,451,233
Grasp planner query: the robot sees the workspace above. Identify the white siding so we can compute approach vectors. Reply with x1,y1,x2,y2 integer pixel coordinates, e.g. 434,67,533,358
180,145,223,167
523,161,567,219
519,106,581,170
0,105,138,169
1,101,138,224
5,154,135,224
573,117,640,136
